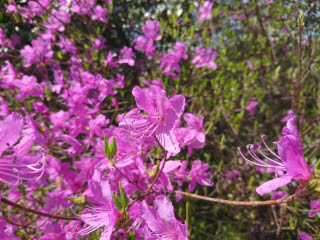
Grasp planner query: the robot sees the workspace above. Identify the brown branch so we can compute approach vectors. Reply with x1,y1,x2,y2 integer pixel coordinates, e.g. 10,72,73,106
1,197,78,221
174,191,296,206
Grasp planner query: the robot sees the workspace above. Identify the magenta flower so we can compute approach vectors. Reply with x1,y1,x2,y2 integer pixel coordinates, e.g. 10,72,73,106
105,51,119,68
118,46,135,66
0,113,45,186
197,1,213,22
239,118,313,196
247,60,253,69
14,75,44,101
192,47,218,70
134,36,155,57
299,232,313,240
91,5,108,22
0,28,5,47
122,86,185,153
281,109,296,122
183,113,205,144
75,179,120,239
188,160,213,192
271,191,288,200
226,170,239,183
139,195,188,240
142,20,162,41
246,99,259,116
308,200,320,218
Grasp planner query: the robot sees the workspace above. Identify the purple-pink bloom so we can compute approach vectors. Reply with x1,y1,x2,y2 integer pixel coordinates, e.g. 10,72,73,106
247,60,253,69
122,86,186,153
105,51,119,68
226,170,239,183
299,232,313,240
75,179,120,240
141,20,162,41
134,36,155,57
188,160,213,192
43,8,70,32
0,113,45,186
28,0,50,15
91,5,108,22
281,109,296,122
239,118,313,196
139,195,188,240
183,113,205,144
197,1,213,22
308,200,320,218
14,75,44,101
192,47,218,69
271,191,288,200
118,46,135,66
0,28,5,47
246,99,259,116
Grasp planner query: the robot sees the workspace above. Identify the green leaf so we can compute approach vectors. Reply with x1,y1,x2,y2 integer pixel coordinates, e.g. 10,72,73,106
111,135,117,159
119,182,128,210
104,136,109,157
314,159,320,175
112,193,123,211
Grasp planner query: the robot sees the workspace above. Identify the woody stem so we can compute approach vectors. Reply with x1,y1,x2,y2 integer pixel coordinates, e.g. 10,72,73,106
174,191,296,206
1,196,78,221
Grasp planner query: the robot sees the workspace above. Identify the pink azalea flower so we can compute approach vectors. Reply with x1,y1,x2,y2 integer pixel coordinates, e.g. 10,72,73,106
246,99,259,115
75,179,120,239
308,200,320,218
14,75,44,101
134,36,155,57
197,1,213,22
28,0,50,15
139,195,188,240
188,160,213,192
105,51,119,68
226,170,239,183
281,109,296,122
122,85,186,153
118,46,135,66
141,20,162,41
158,42,187,79
0,27,5,47
91,5,108,22
192,47,218,69
247,60,253,69
239,118,313,196
299,232,313,240
183,113,205,144
0,113,45,186
271,191,288,200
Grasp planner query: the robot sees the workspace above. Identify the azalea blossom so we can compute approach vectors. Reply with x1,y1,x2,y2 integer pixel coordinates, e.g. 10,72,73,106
121,85,186,153
75,179,120,240
299,232,313,240
239,118,313,196
139,195,188,240
197,1,213,22
0,113,45,185
246,99,259,116
308,200,320,218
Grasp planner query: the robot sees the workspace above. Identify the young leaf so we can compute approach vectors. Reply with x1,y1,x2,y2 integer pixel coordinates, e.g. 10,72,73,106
112,193,123,211
119,182,128,210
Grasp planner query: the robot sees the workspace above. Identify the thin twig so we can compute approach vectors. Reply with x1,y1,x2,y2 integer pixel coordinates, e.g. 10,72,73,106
1,197,78,221
174,191,296,206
